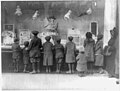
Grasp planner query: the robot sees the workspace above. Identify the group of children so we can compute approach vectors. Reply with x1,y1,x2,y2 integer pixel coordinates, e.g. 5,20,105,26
12,30,104,75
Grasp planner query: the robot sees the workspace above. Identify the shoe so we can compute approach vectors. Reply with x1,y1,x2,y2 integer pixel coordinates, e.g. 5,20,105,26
30,71,36,74
66,71,71,74
37,70,40,73
56,70,60,73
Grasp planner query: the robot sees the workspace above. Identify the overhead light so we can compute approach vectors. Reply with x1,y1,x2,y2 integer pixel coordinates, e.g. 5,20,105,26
15,5,22,16
32,10,39,20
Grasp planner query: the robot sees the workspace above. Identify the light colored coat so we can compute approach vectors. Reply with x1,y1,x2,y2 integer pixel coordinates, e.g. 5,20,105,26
65,41,76,63
95,40,104,66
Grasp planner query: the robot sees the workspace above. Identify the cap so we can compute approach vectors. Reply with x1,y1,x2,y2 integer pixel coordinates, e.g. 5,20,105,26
68,36,73,41
32,30,39,36
45,36,51,41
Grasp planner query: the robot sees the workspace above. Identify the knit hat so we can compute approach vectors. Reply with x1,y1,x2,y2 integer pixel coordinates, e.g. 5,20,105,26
45,36,51,41
68,36,73,41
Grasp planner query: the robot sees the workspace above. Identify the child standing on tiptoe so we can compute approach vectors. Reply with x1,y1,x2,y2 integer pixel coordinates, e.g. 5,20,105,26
65,36,76,74
84,32,95,74
94,34,104,74
23,41,29,73
54,37,64,73
43,36,54,73
12,38,21,72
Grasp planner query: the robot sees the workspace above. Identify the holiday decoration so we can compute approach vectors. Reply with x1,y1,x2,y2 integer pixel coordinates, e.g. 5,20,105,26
32,10,39,20
78,8,92,17
15,5,22,16
64,10,72,20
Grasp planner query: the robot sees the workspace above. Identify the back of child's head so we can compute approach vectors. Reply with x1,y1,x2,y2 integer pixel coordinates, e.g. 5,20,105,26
86,32,92,39
68,36,73,41
45,36,51,41
97,34,103,40
32,30,39,36
24,41,29,47
14,38,19,43
56,37,61,44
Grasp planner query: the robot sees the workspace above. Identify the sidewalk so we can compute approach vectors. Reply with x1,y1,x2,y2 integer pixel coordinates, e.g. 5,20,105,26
2,73,119,91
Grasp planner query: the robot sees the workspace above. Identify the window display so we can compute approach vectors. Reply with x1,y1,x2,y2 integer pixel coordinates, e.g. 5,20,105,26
19,29,31,45
2,24,15,46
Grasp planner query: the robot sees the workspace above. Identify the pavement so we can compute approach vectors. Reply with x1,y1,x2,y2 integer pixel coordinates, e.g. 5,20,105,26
2,73,120,91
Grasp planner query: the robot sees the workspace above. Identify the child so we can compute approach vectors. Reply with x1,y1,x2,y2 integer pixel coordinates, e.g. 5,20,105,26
27,31,42,74
76,47,87,75
12,38,21,72
84,32,95,74
23,41,29,73
43,36,54,73
54,37,64,73
65,36,76,73
94,34,104,74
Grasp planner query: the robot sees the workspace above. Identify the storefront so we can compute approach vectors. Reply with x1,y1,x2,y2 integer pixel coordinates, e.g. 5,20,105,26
1,0,105,72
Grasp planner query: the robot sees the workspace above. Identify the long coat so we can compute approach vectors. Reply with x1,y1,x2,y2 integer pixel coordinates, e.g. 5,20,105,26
104,37,116,76
84,38,95,62
28,36,42,58
12,43,21,59
65,41,76,63
95,40,104,66
43,41,53,66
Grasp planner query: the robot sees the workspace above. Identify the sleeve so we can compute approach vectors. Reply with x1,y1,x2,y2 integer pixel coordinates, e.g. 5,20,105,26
64,44,67,54
27,39,34,51
83,40,86,48
18,45,22,52
62,45,64,53
76,54,80,61
39,39,42,49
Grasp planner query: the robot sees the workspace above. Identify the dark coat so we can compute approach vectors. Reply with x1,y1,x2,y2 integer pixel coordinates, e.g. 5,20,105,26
28,36,42,58
12,43,21,59
54,43,64,59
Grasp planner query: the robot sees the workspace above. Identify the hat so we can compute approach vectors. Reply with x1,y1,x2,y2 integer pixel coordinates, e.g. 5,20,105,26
45,36,51,41
32,31,39,36
97,34,103,39
68,36,73,41
24,41,29,47
49,16,56,20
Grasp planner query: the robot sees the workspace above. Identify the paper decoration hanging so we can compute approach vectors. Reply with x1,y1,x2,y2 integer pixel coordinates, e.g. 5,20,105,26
64,10,72,21
15,5,22,16
32,10,39,20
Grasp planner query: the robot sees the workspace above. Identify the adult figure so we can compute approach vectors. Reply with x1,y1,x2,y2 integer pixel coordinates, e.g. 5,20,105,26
27,31,42,74
104,27,118,77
